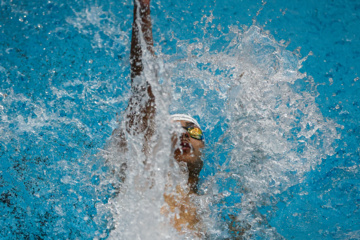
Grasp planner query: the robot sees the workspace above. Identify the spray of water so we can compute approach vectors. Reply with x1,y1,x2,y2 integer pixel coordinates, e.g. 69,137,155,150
91,15,338,238
0,3,337,239
162,21,339,238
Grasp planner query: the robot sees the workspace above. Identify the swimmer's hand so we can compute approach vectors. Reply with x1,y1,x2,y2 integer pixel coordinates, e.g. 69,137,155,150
138,0,150,6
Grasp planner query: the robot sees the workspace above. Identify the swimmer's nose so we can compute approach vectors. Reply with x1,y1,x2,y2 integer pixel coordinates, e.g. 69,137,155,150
181,131,190,140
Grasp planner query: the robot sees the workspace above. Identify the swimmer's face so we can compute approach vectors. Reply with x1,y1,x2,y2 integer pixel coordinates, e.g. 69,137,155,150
171,120,205,164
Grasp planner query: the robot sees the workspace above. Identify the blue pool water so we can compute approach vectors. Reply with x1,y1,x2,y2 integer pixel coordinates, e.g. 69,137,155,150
1,0,359,239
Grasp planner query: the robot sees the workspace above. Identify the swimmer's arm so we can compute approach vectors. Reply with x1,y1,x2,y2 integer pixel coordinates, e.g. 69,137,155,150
126,0,155,144
130,0,154,79
109,0,154,180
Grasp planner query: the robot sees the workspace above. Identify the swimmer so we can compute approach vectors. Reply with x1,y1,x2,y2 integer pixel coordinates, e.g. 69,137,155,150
111,0,205,236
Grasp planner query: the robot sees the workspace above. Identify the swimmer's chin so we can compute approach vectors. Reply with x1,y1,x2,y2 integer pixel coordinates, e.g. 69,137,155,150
173,148,199,164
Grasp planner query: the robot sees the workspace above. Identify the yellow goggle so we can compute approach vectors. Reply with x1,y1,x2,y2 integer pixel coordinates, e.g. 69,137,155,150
182,126,204,141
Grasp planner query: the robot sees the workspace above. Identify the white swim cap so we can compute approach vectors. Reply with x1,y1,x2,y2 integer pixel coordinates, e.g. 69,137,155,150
170,114,201,129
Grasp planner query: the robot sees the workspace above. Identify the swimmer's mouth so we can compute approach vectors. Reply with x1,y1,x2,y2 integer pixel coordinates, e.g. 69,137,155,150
180,141,191,151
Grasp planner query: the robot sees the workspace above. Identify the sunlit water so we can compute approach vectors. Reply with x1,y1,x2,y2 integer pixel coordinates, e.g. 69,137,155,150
1,0,359,239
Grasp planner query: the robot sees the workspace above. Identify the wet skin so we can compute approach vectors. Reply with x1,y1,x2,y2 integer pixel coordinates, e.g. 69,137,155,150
171,120,205,194
172,120,205,165
164,120,205,234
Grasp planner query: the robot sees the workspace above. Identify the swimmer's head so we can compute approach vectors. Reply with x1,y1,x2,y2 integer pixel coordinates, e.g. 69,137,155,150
170,114,202,130
170,114,204,164
170,114,204,193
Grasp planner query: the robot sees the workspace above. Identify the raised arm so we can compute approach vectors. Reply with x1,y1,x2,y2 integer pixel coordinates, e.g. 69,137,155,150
125,0,156,152
130,0,154,78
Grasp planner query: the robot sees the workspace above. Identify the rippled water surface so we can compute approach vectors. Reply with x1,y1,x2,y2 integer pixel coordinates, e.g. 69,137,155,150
1,0,359,239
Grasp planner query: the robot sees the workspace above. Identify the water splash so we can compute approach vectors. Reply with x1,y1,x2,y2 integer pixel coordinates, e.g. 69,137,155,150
66,5,130,58
98,23,340,239
155,24,339,238
0,1,341,239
